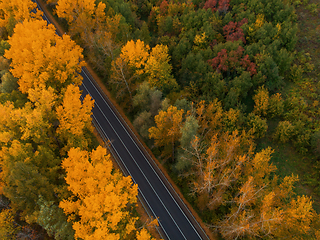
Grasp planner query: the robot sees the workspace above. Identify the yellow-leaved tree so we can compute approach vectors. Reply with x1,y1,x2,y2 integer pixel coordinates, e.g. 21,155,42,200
120,40,150,75
4,19,84,94
55,0,122,76
60,146,155,240
110,40,150,99
56,84,94,150
55,0,106,40
0,0,42,36
0,209,20,239
149,105,184,161
145,44,178,93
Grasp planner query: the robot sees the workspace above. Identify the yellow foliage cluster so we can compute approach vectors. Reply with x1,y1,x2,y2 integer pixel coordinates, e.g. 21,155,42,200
56,84,94,136
55,0,107,40
247,14,265,42
253,86,283,118
55,0,97,24
120,40,150,75
254,14,265,28
4,20,85,94
60,146,146,240
193,32,207,51
253,86,269,116
0,209,19,239
145,44,178,92
113,40,177,94
196,99,242,136
0,0,42,31
149,105,184,148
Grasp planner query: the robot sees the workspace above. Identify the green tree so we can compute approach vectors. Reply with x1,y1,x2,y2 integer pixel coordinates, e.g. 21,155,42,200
0,141,58,222
133,81,162,116
176,115,199,171
37,198,74,240
133,111,153,139
0,72,18,93
246,113,268,139
273,121,295,143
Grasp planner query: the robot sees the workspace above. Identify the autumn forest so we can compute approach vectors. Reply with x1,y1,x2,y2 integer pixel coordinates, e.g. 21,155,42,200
0,0,320,239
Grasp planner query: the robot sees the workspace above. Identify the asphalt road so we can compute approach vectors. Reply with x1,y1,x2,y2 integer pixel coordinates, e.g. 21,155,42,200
35,1,209,239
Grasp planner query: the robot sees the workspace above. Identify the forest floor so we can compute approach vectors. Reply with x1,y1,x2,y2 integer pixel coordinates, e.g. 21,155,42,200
258,1,320,212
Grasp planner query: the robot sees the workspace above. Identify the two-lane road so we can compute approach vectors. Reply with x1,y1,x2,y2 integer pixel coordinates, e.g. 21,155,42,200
35,1,210,239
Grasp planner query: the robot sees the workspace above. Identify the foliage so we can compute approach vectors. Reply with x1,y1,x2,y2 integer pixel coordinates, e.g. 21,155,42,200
176,115,199,171
55,0,106,39
0,0,42,37
149,105,184,161
110,40,150,99
0,209,20,240
144,44,178,93
56,84,94,138
185,132,318,239
55,0,124,77
60,146,139,240
0,141,59,221
37,198,74,240
136,228,156,240
120,39,150,74
4,19,85,94
246,112,268,139
0,5,107,239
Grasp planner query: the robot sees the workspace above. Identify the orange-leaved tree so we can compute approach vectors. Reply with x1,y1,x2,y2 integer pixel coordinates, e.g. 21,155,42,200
55,0,106,40
149,105,184,161
189,131,252,210
0,0,42,36
195,99,243,139
184,130,319,239
60,146,156,240
56,84,94,150
0,209,20,239
4,19,84,94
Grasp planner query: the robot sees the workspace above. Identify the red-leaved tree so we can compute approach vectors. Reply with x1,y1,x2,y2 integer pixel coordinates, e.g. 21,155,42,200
204,0,217,12
159,0,169,15
223,18,248,43
208,46,257,76
204,0,230,13
217,0,230,13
